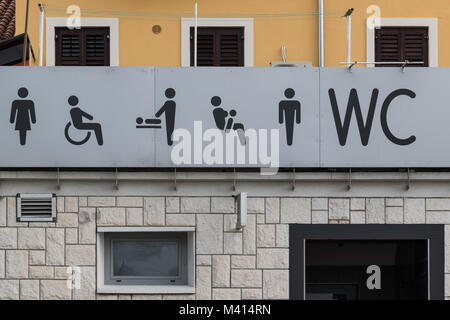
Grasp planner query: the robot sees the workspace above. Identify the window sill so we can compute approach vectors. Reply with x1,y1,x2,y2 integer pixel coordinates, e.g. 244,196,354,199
97,285,196,295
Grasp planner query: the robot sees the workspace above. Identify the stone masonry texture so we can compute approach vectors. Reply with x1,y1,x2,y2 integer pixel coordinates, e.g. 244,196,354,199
0,195,449,300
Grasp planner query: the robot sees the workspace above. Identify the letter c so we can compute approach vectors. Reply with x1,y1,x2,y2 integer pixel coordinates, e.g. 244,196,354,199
381,89,417,146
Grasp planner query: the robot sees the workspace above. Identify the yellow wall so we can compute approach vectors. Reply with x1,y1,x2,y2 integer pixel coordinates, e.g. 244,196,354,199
15,0,450,67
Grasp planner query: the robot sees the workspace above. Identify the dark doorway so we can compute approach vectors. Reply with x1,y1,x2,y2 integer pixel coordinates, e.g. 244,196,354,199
289,225,445,300
306,240,428,300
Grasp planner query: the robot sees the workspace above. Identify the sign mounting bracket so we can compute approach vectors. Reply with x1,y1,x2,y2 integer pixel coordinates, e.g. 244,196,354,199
347,168,352,191
56,168,60,190
114,168,119,190
406,168,411,190
174,168,177,191
292,168,296,191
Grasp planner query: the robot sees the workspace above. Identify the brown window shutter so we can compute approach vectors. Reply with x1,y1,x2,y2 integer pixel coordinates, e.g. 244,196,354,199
375,27,428,67
55,28,82,66
55,27,110,66
84,28,110,66
190,27,244,67
403,28,428,66
218,28,244,66
190,27,215,66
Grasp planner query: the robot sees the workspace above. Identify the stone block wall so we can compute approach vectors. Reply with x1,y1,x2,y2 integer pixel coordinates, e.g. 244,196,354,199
0,196,449,300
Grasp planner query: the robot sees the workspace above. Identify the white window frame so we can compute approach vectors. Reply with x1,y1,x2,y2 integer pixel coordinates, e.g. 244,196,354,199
366,18,438,67
46,17,119,66
181,18,254,67
97,227,195,294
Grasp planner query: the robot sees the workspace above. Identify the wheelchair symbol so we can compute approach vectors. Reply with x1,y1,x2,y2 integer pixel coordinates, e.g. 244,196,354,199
64,122,92,146
65,96,104,146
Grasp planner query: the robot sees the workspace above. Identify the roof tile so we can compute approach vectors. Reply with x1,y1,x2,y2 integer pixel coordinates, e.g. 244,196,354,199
0,0,15,40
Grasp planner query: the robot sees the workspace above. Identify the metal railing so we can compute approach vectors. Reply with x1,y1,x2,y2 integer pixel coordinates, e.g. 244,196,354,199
340,61,425,72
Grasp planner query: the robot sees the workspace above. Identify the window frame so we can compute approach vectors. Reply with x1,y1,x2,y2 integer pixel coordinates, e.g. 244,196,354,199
104,232,188,286
181,18,254,67
366,18,438,67
46,17,119,67
55,27,111,66
97,227,195,294
374,26,429,67
189,26,245,67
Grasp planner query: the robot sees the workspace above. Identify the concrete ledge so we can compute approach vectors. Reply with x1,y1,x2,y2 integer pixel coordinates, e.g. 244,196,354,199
97,285,196,295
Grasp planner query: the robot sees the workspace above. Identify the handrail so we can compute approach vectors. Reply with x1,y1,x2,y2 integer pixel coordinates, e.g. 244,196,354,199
339,61,425,71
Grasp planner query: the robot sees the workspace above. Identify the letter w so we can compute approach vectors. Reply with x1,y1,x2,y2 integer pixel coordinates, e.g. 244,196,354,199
329,88,379,146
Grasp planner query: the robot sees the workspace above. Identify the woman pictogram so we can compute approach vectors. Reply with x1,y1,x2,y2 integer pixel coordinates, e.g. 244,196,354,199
10,87,36,146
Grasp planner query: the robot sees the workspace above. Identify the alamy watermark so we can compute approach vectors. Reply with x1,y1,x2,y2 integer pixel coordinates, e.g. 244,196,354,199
171,121,280,175
66,5,81,29
66,266,81,290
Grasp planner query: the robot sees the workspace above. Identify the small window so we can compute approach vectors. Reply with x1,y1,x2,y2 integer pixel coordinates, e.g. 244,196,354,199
190,27,244,66
17,193,56,222
97,227,195,294
104,232,188,286
55,27,110,66
375,27,429,67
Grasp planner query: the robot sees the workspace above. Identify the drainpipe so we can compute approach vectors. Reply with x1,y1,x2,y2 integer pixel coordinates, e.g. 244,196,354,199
194,2,198,67
38,4,45,66
318,0,324,67
342,8,354,65
346,11,353,64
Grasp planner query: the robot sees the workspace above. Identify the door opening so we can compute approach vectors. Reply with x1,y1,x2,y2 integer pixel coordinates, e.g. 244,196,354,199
306,240,428,300
289,225,444,300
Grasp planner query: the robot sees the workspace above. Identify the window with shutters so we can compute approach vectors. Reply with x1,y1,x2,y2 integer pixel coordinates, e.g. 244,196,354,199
55,27,110,66
375,27,429,67
190,27,244,67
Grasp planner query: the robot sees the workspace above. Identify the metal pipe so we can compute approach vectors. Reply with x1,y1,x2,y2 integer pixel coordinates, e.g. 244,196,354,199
39,4,45,67
318,0,324,67
194,2,198,67
339,61,424,65
23,0,30,66
340,61,424,71
346,15,351,64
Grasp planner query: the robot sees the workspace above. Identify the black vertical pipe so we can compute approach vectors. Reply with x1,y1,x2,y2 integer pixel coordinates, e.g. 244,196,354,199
23,0,30,66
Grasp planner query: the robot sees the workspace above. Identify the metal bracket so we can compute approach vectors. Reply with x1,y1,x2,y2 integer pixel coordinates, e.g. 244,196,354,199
401,60,410,72
174,168,177,191
406,168,411,191
114,168,119,190
340,61,423,69
56,168,60,190
347,169,352,191
292,168,296,191
347,61,358,72
233,168,237,191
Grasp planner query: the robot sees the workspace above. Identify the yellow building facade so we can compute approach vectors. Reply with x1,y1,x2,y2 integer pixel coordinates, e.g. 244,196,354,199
15,0,448,67
1,0,450,302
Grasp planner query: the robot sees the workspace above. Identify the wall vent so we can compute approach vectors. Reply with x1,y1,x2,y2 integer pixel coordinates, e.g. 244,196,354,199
17,194,56,222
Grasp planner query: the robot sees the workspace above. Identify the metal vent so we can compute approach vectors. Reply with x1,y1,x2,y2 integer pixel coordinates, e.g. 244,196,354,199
17,194,56,222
